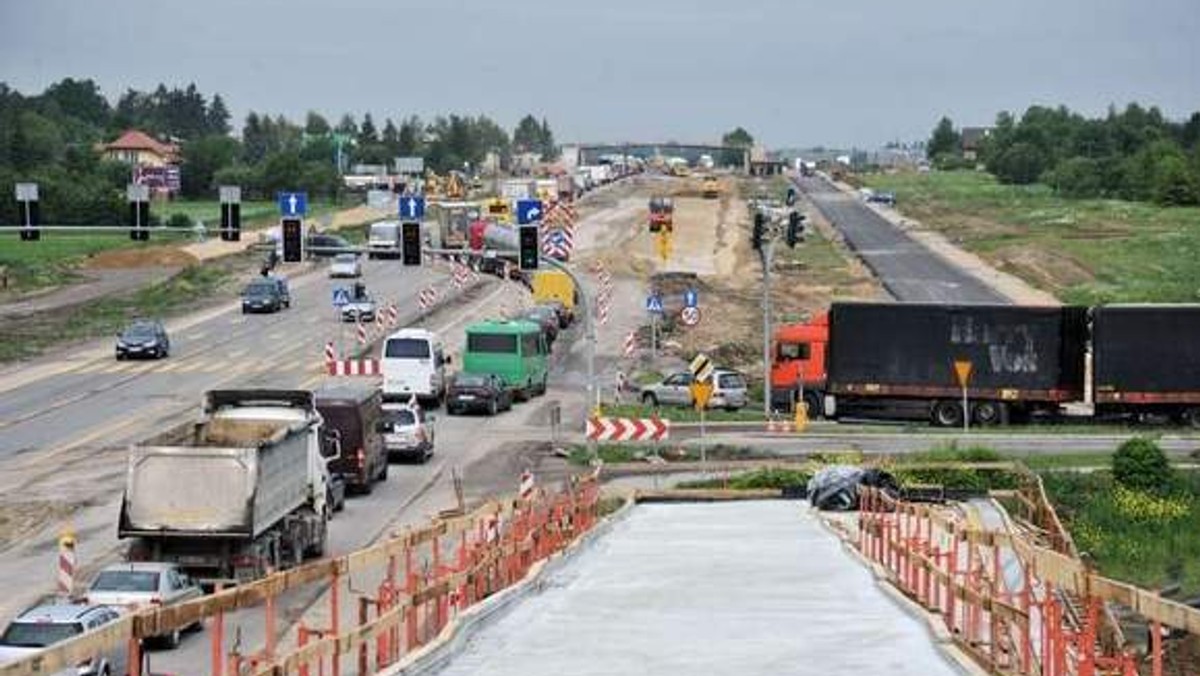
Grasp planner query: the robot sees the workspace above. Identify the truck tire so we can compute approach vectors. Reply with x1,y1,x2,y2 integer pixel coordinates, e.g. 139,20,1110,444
803,392,823,419
972,401,1006,426
932,400,964,428
1182,406,1200,429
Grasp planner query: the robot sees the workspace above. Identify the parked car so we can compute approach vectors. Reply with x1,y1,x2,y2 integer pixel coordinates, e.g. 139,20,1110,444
640,368,749,411
339,283,376,322
446,372,513,416
242,277,290,314
0,603,126,674
379,404,434,462
85,562,203,648
329,252,363,278
115,319,170,360
307,232,353,258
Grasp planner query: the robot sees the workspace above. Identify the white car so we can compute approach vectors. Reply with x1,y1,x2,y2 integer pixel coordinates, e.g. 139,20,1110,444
0,603,125,674
329,253,362,278
380,404,435,462
86,562,203,648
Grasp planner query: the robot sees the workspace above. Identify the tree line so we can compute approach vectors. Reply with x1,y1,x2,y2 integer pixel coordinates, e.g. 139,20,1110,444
927,104,1200,206
0,78,557,225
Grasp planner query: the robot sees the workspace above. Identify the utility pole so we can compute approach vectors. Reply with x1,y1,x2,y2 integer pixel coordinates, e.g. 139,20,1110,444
760,238,775,420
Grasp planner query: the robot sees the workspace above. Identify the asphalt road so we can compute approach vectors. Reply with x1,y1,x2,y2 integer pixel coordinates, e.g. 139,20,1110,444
795,175,1008,303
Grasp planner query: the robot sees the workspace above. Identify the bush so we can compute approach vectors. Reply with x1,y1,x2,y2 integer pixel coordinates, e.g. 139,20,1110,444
1112,437,1173,493
166,213,193,229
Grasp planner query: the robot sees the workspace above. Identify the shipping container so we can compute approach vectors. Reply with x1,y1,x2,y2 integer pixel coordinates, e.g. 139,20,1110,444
1093,305,1200,424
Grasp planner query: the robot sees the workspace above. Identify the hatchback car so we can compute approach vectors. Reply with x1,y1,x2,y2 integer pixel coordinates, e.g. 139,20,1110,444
339,283,376,322
0,603,125,674
640,368,749,411
446,372,513,416
329,253,362,278
86,562,203,648
242,277,290,313
306,232,353,258
115,319,170,360
378,404,434,462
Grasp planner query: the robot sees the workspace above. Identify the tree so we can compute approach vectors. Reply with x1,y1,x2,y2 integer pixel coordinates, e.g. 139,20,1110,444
539,117,556,159
359,113,378,145
206,94,231,135
305,111,331,136
40,78,110,127
242,112,268,163
992,142,1046,184
720,127,754,166
397,116,422,157
181,135,240,197
512,114,542,154
1112,437,1173,493
381,118,399,154
927,116,960,160
10,110,63,170
336,114,357,137
1046,156,1105,198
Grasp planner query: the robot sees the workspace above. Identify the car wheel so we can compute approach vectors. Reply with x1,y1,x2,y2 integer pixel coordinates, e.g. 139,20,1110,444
378,461,388,482
162,627,181,649
489,398,498,416
642,393,659,407
116,353,124,361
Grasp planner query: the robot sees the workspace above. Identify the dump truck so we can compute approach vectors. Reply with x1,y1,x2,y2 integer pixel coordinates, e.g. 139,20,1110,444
771,302,1200,428
118,390,333,586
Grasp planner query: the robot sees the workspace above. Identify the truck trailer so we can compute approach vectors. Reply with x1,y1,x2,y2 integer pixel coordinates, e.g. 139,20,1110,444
119,390,332,586
770,302,1200,427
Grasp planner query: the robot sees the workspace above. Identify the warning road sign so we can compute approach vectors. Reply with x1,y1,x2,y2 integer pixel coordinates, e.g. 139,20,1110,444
689,353,714,383
953,360,973,387
690,381,714,410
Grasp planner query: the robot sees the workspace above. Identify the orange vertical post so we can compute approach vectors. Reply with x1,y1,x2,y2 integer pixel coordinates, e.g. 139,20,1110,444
331,568,341,676
1078,596,1097,676
265,589,276,661
298,625,310,676
1020,568,1031,675
405,541,418,651
432,529,443,633
211,584,225,676
358,598,370,676
947,526,959,635
128,637,142,676
1150,620,1163,676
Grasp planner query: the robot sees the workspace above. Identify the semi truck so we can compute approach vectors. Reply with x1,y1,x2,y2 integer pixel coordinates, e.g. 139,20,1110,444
118,390,333,586
771,302,1200,427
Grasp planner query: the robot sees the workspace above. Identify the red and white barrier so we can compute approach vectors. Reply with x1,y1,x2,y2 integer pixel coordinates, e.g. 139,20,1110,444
356,321,368,345
326,358,382,376
766,419,794,433
623,331,636,358
324,341,336,363
57,530,76,597
518,470,535,500
418,286,438,310
585,416,669,442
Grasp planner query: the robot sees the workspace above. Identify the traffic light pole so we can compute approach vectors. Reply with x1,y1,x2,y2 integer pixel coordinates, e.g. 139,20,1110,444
760,238,775,420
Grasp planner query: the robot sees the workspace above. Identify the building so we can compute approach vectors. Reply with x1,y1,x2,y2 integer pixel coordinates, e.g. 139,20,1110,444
101,130,179,167
960,127,993,161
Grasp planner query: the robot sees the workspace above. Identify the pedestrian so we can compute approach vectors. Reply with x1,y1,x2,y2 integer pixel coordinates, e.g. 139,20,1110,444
615,370,628,404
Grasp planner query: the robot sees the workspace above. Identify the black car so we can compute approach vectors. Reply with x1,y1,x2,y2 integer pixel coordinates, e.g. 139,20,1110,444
446,373,513,416
241,277,290,313
115,319,170,360
306,232,353,258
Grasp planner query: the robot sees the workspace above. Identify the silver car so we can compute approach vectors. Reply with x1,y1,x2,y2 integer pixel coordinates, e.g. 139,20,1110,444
329,253,362,278
86,562,203,648
379,404,435,462
0,603,126,675
640,369,748,411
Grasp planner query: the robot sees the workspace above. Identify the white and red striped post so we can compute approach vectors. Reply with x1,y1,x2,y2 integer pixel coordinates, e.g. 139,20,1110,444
324,341,336,363
387,303,398,327
57,528,76,597
357,320,368,345
519,470,535,500
623,331,636,358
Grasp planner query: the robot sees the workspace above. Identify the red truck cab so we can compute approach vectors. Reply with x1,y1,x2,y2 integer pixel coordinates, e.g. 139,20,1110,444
770,312,829,414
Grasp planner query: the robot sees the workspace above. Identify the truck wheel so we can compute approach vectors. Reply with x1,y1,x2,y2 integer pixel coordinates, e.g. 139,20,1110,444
803,393,822,419
1182,407,1200,429
972,401,1005,426
932,400,964,428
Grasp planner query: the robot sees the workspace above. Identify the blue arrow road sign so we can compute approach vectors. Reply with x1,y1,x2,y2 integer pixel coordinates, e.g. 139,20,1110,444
278,191,308,216
399,195,426,220
516,199,543,225
646,294,664,314
684,288,698,308
332,287,351,307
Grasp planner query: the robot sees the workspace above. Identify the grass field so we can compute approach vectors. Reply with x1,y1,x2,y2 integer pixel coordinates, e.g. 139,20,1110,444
861,170,1200,304
157,199,278,225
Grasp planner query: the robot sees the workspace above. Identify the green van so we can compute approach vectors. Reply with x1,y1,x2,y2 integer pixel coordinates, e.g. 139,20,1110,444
462,320,549,401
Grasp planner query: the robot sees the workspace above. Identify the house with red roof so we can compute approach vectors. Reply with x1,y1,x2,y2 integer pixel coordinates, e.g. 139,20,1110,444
101,130,179,167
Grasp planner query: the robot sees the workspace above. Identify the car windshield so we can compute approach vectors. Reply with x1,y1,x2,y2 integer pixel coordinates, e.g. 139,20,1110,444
122,324,157,339
245,281,276,295
385,338,430,359
90,570,160,592
455,374,488,387
1,621,82,648
334,253,357,262
382,409,416,426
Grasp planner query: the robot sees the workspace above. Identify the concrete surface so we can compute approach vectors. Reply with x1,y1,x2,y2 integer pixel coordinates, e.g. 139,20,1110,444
425,501,966,676
796,176,1007,304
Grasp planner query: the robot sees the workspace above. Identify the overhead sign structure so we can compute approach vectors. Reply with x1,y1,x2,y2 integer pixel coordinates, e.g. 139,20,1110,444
689,353,714,383
680,305,701,327
278,191,308,217
516,199,543,225
645,294,664,314
332,287,351,307
683,288,698,308
399,195,426,221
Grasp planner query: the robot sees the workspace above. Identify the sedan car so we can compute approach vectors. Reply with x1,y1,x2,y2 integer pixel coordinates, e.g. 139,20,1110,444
340,287,377,323
446,373,513,416
116,319,170,360
0,603,125,674
86,562,203,648
379,404,434,462
329,252,362,278
640,368,749,411
242,277,290,314
307,232,353,258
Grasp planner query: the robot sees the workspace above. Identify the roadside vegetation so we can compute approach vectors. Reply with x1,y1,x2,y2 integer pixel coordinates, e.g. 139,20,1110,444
861,170,1200,304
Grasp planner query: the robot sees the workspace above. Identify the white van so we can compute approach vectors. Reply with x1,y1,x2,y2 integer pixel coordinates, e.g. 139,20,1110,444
381,329,448,405
367,220,401,259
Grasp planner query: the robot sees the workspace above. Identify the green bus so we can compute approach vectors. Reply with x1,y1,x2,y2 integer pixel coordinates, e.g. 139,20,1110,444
462,320,549,401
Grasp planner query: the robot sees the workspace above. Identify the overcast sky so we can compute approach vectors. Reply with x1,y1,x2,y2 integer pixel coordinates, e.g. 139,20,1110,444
1,0,1197,148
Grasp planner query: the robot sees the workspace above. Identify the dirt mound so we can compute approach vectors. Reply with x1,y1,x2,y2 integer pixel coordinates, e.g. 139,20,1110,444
83,246,198,270
994,246,1094,293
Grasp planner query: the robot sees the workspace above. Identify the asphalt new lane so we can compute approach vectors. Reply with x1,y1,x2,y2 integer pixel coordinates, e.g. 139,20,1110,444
796,176,1008,304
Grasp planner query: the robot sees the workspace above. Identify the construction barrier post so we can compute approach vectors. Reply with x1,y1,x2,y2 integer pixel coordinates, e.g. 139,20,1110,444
1150,620,1162,676
358,597,370,676
128,637,141,676
330,568,341,676
211,584,225,676
298,625,310,676
57,528,76,597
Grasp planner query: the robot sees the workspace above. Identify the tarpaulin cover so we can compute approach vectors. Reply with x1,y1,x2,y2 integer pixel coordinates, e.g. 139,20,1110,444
807,465,899,511
428,502,962,676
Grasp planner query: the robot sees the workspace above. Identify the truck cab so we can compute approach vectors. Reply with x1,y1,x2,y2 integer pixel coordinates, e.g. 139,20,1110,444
770,313,829,415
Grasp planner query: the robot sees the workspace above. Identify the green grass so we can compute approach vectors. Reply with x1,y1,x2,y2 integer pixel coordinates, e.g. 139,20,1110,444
565,443,762,466
1042,470,1200,595
600,403,767,423
0,235,148,291
677,467,812,490
157,199,278,226
861,170,1200,304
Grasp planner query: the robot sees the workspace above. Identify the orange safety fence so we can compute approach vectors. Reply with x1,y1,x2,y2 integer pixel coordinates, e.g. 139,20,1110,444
0,470,601,676
856,483,1200,676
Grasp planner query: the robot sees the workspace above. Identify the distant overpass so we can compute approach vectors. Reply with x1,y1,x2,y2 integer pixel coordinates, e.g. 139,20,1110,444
566,142,752,170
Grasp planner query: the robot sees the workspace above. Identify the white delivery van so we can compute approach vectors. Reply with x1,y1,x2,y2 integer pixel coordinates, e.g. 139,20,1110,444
381,329,448,405
367,220,402,259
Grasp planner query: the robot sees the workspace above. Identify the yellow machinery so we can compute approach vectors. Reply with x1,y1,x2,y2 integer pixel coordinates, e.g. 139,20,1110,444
486,197,512,224
702,176,720,199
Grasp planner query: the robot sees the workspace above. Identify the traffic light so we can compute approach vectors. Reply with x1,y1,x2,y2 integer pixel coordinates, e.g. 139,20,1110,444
518,224,539,270
128,200,150,241
786,211,805,248
752,211,765,250
401,221,422,266
281,218,303,262
220,202,241,242
18,200,40,241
